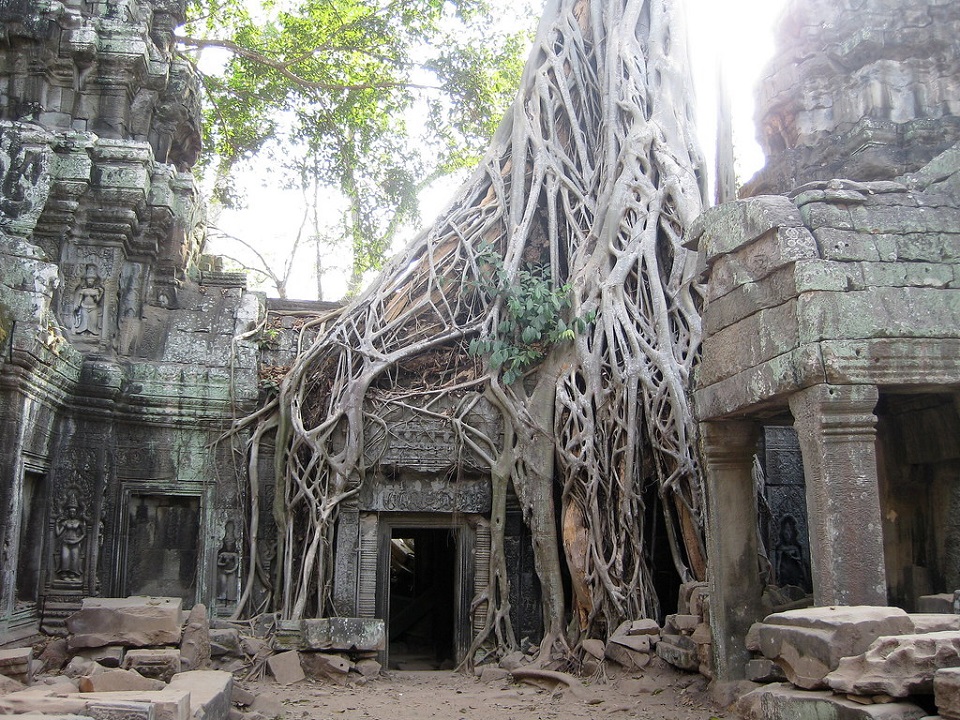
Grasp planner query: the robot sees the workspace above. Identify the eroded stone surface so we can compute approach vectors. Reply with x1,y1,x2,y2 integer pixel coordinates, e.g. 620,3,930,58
753,606,915,689
737,682,928,720
68,597,183,649
826,632,960,697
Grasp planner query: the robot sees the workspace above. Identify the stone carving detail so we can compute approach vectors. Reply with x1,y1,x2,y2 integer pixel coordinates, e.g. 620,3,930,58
358,477,491,514
54,488,88,583
72,264,105,336
216,520,240,603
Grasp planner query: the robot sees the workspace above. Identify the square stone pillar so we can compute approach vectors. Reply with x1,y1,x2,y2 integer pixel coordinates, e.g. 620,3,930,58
702,420,764,682
789,383,886,606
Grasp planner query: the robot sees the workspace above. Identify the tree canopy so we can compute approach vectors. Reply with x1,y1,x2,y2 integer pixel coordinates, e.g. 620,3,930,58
180,0,533,292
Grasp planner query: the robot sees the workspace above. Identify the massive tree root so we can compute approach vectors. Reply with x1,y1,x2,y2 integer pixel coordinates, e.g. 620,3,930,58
234,0,706,660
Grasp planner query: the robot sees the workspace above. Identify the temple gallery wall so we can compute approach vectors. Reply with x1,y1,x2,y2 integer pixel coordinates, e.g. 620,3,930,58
1,0,960,699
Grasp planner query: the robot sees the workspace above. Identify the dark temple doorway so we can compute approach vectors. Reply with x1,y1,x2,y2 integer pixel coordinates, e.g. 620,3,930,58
388,527,457,669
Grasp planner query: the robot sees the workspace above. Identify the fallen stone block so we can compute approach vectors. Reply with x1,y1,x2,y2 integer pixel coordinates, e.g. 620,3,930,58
231,684,256,707
0,674,26,694
666,614,700,634
300,652,352,683
168,670,234,720
913,615,960,634
626,619,661,639
746,657,787,683
209,629,243,658
691,623,712,645
604,642,650,670
0,647,33,684
68,597,183,650
754,606,915,689
610,633,651,654
300,618,385,652
85,701,157,720
77,690,190,720
79,669,165,693
826,631,960,697
354,659,381,678
123,649,182,683
582,639,605,659
737,682,928,720
935,667,960,719
656,635,699,672
39,638,70,672
180,604,211,671
266,651,305,685
272,621,302,652
76,645,125,668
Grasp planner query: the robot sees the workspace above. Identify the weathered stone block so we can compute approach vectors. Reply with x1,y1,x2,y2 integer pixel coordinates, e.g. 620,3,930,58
68,597,183,649
826,632,960,697
299,652,352,683
755,606,915,689
271,620,302,651
209,629,243,658
168,671,234,720
912,615,960,634
179,604,211,671
604,642,649,670
354,659,381,678
77,691,190,720
582,639,605,659
76,646,126,668
122,649,182,683
266,651,305,685
609,634,651,654
300,618,385,652
935,667,960,719
656,635,699,672
0,647,33,684
78,669,165,693
737,683,927,720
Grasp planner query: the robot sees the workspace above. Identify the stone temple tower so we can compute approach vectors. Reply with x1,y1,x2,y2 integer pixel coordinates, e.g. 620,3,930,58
744,0,960,195
0,0,261,638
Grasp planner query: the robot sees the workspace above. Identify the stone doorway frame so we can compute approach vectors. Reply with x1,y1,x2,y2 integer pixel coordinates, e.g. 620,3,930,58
372,513,477,668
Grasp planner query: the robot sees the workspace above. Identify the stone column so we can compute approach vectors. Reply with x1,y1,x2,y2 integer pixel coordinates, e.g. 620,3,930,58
702,420,763,683
789,383,886,607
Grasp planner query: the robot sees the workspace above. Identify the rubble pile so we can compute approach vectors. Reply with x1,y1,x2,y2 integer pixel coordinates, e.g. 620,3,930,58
738,604,960,720
0,596,388,719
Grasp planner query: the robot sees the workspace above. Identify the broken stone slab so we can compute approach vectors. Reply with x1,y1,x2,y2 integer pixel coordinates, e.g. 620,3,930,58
209,629,243,658
299,652,353,683
0,687,190,720
68,597,183,649
609,633,651,654
266,651,305,685
826,631,960,697
231,685,255,707
300,618,385,652
746,657,787,683
79,669,165,693
913,615,960,634
168,671,234,720
64,656,105,679
665,614,700,634
737,682,928,720
0,647,33,684
354,659,381,678
604,641,650,670
624,619,661,637
123,649,182,683
935,667,960,719
753,606,915,689
656,635,699,672
581,639,605,659
76,646,126,668
179,604,211,672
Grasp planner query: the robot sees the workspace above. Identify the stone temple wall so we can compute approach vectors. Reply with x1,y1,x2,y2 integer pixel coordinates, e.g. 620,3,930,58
0,0,261,639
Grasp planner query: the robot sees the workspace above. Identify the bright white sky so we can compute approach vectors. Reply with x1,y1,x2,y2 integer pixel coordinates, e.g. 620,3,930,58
210,0,787,301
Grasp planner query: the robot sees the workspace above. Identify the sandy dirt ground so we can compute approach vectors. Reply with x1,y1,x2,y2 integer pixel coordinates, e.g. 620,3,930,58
246,659,725,720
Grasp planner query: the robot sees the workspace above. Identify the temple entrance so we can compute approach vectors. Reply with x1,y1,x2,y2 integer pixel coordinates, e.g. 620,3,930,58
121,494,200,606
15,469,47,607
387,527,457,669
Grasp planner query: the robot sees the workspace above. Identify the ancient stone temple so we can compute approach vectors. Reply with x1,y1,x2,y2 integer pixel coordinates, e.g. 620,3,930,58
691,0,960,682
0,0,261,641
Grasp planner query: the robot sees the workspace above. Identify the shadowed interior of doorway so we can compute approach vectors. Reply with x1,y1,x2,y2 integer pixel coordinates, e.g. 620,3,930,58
388,527,456,670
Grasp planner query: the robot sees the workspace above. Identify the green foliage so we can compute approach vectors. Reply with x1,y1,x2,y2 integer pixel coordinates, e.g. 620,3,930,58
181,0,534,282
468,246,594,384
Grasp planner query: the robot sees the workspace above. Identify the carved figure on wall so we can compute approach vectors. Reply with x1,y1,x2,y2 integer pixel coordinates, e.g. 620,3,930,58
217,520,239,602
55,491,87,582
73,265,104,336
773,514,810,592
